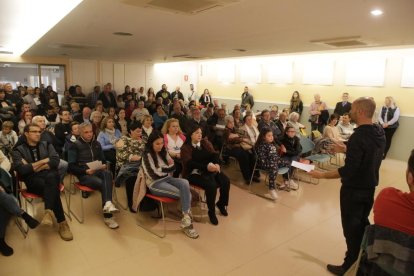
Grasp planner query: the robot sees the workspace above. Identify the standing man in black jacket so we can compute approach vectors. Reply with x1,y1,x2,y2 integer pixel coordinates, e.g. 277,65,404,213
309,97,385,275
12,123,73,241
334,92,352,116
98,84,118,110
241,86,254,111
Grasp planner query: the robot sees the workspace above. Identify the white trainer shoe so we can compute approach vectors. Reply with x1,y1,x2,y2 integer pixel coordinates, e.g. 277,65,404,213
269,189,279,201
103,201,119,213
289,179,299,190
104,217,119,229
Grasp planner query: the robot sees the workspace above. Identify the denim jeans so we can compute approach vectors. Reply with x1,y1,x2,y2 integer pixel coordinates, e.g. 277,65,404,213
78,170,113,207
149,176,191,213
58,159,68,183
0,191,22,237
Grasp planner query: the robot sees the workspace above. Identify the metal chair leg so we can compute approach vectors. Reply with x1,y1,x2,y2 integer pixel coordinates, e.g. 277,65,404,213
112,185,127,210
137,201,167,238
68,187,85,223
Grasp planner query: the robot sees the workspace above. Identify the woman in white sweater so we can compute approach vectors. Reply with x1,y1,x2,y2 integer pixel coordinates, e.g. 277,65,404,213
141,131,198,239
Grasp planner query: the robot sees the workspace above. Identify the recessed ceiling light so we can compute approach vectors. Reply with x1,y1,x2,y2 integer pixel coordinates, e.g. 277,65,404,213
371,9,383,16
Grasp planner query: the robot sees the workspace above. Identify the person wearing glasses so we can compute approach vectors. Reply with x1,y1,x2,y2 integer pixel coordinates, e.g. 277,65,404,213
11,124,73,241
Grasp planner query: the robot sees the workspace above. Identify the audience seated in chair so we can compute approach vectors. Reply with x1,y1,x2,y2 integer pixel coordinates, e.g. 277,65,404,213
224,116,257,184
181,125,230,226
97,117,121,177
255,128,292,200
287,112,305,137
67,122,119,229
11,124,73,241
139,131,199,239
31,115,68,183
240,114,259,146
162,118,185,178
0,165,40,256
373,148,414,236
258,109,282,141
0,121,18,157
336,112,355,141
115,121,146,212
280,126,301,190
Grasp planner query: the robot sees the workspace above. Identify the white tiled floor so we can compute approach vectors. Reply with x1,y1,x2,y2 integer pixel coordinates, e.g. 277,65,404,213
0,158,408,276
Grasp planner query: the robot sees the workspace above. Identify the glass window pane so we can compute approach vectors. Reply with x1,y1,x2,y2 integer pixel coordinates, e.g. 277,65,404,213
40,65,65,94
0,62,39,88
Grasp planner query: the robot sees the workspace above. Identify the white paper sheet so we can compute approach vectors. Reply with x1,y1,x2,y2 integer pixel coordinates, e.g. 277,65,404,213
86,160,103,170
291,161,315,172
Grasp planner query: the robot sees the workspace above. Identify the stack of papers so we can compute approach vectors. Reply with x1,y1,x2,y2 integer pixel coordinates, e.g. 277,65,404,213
291,161,315,172
86,160,103,170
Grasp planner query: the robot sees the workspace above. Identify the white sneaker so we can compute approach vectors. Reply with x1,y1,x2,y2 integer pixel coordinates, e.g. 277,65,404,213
180,214,192,229
103,201,119,213
289,179,299,190
277,182,287,190
181,214,199,239
104,217,119,229
269,189,278,201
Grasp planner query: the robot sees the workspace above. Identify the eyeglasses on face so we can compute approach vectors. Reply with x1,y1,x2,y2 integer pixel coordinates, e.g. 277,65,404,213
28,130,41,133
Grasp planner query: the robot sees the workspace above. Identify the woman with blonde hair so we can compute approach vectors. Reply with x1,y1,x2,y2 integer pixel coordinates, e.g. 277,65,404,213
97,117,121,176
162,118,186,177
90,110,103,138
378,96,400,159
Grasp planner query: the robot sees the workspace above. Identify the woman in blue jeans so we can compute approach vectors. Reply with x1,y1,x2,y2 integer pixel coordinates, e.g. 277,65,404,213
142,131,199,239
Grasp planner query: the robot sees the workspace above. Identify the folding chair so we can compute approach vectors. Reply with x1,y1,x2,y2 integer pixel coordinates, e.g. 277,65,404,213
189,184,210,222
249,148,292,200
295,136,331,184
137,193,178,238
67,179,96,224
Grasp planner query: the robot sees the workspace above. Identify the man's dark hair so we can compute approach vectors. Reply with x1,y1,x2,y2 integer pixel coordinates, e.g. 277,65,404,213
261,109,269,116
129,121,142,132
23,123,40,133
408,149,414,176
208,103,214,108
343,112,350,117
59,108,70,115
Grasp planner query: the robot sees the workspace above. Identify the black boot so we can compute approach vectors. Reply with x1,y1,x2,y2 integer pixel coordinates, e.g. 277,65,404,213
21,212,40,229
0,238,13,256
208,211,218,225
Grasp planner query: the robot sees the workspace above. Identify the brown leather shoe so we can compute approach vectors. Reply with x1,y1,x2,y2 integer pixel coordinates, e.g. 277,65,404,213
41,209,55,226
58,221,73,241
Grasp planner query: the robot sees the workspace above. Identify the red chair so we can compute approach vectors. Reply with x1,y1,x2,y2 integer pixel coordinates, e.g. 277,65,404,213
67,178,96,224
137,193,178,238
17,175,70,236
189,184,209,222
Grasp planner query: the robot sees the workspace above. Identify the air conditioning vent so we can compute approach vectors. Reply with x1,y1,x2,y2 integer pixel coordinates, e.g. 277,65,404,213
172,54,190,58
0,50,13,54
310,36,376,48
121,0,241,15
48,43,99,49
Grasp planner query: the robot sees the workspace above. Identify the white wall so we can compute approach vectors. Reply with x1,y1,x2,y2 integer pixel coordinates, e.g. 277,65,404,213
70,59,98,92
69,59,151,93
